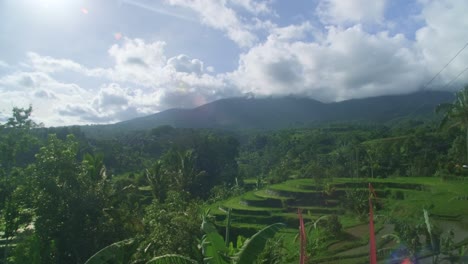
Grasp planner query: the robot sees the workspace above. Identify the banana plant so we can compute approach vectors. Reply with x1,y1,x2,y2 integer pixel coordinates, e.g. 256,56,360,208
84,217,284,264
200,214,285,264
84,239,137,264
146,254,198,264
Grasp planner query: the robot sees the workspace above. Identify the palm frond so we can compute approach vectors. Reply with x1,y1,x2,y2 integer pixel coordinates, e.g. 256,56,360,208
233,223,285,264
146,254,197,264
84,239,136,264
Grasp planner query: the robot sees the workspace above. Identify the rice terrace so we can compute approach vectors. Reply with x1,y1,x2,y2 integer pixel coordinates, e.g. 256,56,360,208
210,177,468,263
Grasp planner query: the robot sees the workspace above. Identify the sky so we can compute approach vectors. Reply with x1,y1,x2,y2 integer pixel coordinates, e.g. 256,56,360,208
1,0,468,126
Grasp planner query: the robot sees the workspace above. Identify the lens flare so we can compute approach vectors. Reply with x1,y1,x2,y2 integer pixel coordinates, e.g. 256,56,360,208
401,258,412,264
114,32,123,40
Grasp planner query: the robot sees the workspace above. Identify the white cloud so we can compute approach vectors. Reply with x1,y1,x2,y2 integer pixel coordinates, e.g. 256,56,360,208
415,0,468,87
27,52,108,77
229,0,272,15
167,54,204,75
228,0,468,101
269,22,314,41
93,83,130,110
28,52,84,73
230,24,426,101
57,83,143,123
8,38,241,125
104,38,231,98
0,71,93,126
316,0,387,25
108,38,167,69
166,0,259,47
0,60,9,68
106,38,171,87
0,71,84,95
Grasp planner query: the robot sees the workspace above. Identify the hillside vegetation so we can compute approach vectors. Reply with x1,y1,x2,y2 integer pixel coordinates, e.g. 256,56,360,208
0,89,468,263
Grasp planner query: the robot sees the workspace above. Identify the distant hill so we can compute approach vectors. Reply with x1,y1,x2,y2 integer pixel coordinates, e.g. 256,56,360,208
80,91,454,137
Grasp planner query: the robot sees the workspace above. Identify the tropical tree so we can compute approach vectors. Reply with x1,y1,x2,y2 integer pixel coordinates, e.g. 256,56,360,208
25,134,117,263
343,189,368,218
436,85,468,163
145,160,168,202
162,149,206,197
137,191,202,261
0,106,40,262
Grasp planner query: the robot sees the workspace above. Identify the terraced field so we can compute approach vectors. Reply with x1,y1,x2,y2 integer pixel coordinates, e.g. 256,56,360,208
208,177,468,263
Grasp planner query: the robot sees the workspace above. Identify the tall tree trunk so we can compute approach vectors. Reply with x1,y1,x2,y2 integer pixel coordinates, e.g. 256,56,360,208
466,127,468,164
369,183,377,264
298,209,307,264
225,209,231,247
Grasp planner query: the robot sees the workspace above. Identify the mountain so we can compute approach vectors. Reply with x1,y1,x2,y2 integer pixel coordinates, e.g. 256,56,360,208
81,90,454,137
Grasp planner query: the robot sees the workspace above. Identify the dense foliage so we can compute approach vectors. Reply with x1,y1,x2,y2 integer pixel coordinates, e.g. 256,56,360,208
1,88,468,263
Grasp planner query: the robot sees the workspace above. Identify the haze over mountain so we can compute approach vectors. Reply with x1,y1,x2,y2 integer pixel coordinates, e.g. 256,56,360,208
80,90,454,137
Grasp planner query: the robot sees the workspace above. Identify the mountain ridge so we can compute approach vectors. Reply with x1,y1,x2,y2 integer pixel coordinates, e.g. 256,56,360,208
81,90,454,137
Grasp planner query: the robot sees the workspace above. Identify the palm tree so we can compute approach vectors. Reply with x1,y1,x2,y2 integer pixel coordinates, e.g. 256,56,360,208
146,160,167,202
173,150,205,194
436,85,468,164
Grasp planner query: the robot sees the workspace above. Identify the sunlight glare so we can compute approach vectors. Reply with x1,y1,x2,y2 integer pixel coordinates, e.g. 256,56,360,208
24,0,89,21
38,0,68,9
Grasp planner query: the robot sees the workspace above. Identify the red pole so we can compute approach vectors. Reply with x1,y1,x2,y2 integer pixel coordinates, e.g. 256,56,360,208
369,183,377,264
298,209,307,264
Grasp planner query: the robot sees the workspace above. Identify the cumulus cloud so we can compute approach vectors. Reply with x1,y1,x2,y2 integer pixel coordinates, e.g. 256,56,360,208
229,0,273,14
0,111,9,124
0,71,93,126
27,52,107,77
103,38,234,105
28,52,84,73
58,104,94,117
0,71,85,95
226,0,468,101
165,0,260,47
93,83,130,110
167,55,204,75
57,83,142,123
15,38,241,125
33,89,57,99
104,38,172,87
316,0,387,25
230,24,426,101
0,60,9,68
108,38,167,68
414,0,468,87
269,22,315,41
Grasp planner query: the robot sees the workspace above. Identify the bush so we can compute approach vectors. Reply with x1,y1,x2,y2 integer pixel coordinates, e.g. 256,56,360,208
323,214,342,238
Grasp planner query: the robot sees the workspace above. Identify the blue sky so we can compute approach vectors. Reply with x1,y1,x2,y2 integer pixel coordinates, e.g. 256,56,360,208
1,0,468,126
